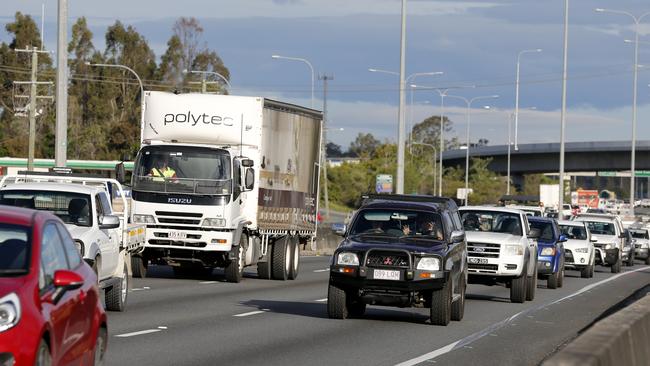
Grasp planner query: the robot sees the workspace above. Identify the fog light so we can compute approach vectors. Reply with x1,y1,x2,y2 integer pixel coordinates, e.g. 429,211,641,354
505,264,517,270
545,262,551,267
580,258,585,263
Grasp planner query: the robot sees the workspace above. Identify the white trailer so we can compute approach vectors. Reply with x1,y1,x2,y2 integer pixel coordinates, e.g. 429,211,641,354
129,91,322,282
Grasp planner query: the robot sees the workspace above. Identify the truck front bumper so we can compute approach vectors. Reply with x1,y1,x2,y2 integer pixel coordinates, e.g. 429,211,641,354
467,255,525,277
594,248,619,265
143,227,235,252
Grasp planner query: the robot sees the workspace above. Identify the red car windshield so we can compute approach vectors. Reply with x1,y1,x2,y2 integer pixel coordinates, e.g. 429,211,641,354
0,224,30,275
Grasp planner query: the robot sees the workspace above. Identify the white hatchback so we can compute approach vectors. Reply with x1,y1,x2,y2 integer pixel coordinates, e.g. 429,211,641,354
557,220,595,278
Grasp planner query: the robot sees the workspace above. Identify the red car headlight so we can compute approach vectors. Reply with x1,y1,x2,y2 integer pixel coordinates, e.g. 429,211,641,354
0,293,21,332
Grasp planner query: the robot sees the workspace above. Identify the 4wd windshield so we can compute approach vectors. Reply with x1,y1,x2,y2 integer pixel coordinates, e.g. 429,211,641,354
529,221,555,241
349,209,444,241
585,221,616,236
0,224,30,275
631,230,649,239
133,145,232,195
461,210,523,236
0,190,92,227
559,225,588,240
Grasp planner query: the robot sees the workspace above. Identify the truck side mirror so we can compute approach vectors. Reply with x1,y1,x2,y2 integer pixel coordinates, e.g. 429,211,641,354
244,168,255,191
115,162,126,184
241,159,254,167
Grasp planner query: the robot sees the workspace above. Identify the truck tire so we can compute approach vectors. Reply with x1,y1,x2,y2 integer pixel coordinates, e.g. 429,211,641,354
547,271,559,289
131,256,146,278
611,256,622,273
327,283,348,319
557,262,565,288
430,280,452,326
580,265,590,278
510,273,527,303
451,274,466,321
526,264,537,301
224,244,244,283
589,263,595,278
288,236,300,280
257,260,272,279
105,263,128,312
272,237,291,280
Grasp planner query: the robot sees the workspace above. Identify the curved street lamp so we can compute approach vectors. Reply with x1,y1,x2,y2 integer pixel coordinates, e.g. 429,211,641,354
513,48,542,151
272,54,315,108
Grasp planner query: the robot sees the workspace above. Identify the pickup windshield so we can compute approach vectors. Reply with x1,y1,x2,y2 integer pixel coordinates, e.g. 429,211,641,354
631,230,649,239
461,210,523,236
133,145,232,195
529,221,555,241
0,190,92,227
0,224,30,275
585,221,616,236
559,225,588,240
349,209,444,242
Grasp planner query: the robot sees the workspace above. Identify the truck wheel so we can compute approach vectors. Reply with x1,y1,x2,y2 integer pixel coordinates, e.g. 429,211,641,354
611,256,622,273
288,236,300,280
451,274,466,321
526,264,537,301
131,256,147,278
557,263,565,288
430,280,452,326
547,271,559,289
105,263,128,312
510,273,527,303
257,260,272,279
272,237,291,280
580,265,590,278
327,283,348,319
224,245,244,283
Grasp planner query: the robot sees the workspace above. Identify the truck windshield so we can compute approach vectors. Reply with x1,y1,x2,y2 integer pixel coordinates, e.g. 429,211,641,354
133,145,232,195
0,190,92,227
585,221,616,236
461,210,523,236
0,224,30,275
559,225,588,240
349,209,444,241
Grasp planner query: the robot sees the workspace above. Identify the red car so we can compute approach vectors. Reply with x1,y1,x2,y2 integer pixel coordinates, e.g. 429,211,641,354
0,205,107,365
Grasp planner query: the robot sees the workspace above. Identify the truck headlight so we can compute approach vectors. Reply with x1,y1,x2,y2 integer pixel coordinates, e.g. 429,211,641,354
574,247,589,253
336,252,359,266
133,214,155,224
0,293,20,332
417,257,440,271
202,218,226,227
540,247,556,256
504,245,524,256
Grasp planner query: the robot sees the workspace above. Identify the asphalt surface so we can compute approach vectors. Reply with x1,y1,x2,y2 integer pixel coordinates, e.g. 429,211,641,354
105,257,650,366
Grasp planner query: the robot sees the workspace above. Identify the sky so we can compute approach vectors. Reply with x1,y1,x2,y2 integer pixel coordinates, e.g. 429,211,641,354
2,0,650,149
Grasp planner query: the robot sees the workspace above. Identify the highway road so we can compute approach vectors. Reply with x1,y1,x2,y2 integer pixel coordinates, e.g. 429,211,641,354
105,257,650,366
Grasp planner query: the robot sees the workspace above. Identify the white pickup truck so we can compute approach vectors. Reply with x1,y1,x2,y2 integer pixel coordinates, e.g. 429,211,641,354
0,173,145,311
573,213,624,273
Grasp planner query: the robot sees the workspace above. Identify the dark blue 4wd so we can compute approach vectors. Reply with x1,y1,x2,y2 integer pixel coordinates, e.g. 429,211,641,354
327,195,467,326
529,216,566,289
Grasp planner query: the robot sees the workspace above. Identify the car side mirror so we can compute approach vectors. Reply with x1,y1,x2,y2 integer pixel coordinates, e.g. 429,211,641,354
332,223,347,236
51,270,84,304
529,228,541,239
590,235,599,243
99,215,120,230
450,230,465,243
244,168,255,191
558,234,568,242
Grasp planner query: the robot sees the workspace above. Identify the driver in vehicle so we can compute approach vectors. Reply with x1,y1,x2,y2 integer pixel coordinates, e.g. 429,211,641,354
149,156,177,182
419,219,444,240
463,213,481,231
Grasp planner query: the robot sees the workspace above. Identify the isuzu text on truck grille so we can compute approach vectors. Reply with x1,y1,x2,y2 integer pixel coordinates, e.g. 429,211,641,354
164,112,234,126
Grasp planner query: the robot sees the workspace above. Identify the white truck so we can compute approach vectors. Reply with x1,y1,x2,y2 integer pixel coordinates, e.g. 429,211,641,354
0,173,145,311
459,207,540,303
127,91,322,282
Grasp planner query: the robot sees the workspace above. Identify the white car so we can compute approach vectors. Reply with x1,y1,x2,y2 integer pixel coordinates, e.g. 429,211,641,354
573,213,624,273
557,220,595,278
506,205,544,217
629,225,650,265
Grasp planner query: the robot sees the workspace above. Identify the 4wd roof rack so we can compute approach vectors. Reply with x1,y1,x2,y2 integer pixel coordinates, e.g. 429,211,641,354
361,194,458,208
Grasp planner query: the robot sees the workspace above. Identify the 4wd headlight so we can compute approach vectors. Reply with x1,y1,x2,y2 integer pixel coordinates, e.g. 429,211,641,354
417,257,440,271
604,243,614,250
504,245,524,256
133,214,155,224
574,247,589,253
541,247,556,256
202,218,226,227
336,252,359,266
0,293,20,332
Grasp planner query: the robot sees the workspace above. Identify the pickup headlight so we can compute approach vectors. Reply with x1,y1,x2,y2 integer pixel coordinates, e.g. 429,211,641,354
574,247,589,253
202,218,226,227
504,244,524,256
417,257,440,271
0,293,20,332
540,247,556,256
336,252,359,266
133,214,155,224
604,243,614,250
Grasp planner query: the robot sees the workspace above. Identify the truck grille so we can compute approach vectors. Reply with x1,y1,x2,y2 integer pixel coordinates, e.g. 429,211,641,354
155,211,203,225
468,263,498,273
155,211,202,218
366,251,410,268
635,244,642,249
157,217,201,225
468,242,500,258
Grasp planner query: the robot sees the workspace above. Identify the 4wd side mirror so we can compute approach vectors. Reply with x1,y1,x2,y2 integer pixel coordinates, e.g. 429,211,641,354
99,215,120,230
332,223,347,236
558,234,568,242
450,230,465,243
590,235,599,243
529,228,541,239
244,168,255,191
51,270,84,304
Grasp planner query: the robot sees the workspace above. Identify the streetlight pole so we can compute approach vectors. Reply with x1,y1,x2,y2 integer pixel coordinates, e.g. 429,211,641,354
595,8,650,213
271,55,315,109
87,62,145,142
184,69,231,93
558,0,569,212
514,48,542,151
55,0,68,167
446,94,499,205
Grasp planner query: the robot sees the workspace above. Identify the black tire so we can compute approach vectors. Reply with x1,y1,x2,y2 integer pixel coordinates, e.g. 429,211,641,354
35,338,51,366
510,273,527,303
526,264,537,301
645,256,650,265
589,263,595,278
626,252,635,267
451,273,466,321
580,265,590,278
93,327,107,366
547,271,559,289
611,256,622,273
131,256,147,278
430,280,452,326
327,283,348,319
288,236,300,280
272,237,291,280
257,260,272,279
105,263,128,312
557,262,565,288
224,242,245,283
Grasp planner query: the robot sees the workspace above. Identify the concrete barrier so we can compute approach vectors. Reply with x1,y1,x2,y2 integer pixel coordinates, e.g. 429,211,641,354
543,293,650,366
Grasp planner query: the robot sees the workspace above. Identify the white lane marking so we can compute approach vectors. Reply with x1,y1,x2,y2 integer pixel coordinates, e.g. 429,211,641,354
313,269,329,273
131,286,151,291
396,265,650,366
200,281,219,284
233,309,270,317
115,329,162,338
157,326,168,329
315,298,328,302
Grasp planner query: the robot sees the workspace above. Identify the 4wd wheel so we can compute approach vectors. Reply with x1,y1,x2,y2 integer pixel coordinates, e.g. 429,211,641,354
288,236,300,280
580,265,590,278
557,263,565,288
224,243,245,283
526,264,537,301
451,273,466,321
611,256,622,273
93,327,107,366
272,237,291,280
626,252,635,267
105,263,128,311
430,281,452,326
131,256,147,278
35,339,51,366
327,283,348,319
547,271,559,289
510,273,527,303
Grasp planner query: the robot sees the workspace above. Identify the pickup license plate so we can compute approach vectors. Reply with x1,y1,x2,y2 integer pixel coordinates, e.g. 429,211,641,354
168,231,187,240
373,269,400,281
468,257,488,265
